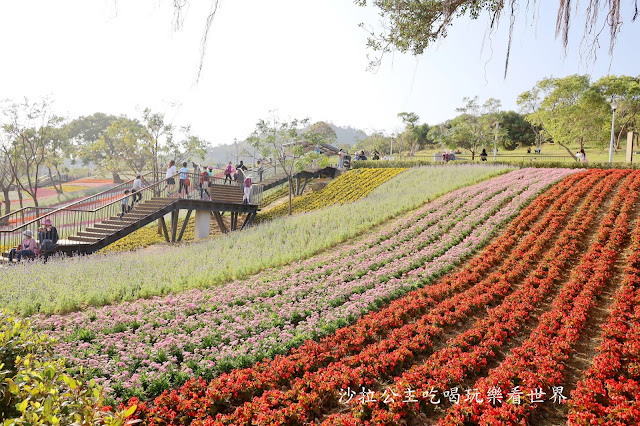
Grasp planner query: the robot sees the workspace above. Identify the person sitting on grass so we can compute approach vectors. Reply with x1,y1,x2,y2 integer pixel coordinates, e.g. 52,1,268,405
38,218,59,253
8,230,40,262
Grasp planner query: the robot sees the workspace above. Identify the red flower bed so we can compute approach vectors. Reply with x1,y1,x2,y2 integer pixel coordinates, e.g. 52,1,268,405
323,169,624,424
123,172,597,424
440,170,640,425
568,182,640,425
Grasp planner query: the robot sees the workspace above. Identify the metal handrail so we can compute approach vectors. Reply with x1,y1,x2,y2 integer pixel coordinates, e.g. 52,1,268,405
0,172,157,232
0,171,260,256
0,172,164,254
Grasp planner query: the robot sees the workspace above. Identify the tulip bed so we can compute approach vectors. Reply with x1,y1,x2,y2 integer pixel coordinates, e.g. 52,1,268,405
31,168,565,405
113,169,640,426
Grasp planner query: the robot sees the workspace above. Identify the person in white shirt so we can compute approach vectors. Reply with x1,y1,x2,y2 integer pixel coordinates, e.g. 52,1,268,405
166,160,177,196
577,148,588,163
131,175,143,206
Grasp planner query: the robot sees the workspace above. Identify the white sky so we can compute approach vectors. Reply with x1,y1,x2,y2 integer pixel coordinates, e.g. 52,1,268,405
0,0,638,145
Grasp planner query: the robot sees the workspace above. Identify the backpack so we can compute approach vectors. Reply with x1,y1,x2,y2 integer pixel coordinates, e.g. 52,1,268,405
202,171,209,183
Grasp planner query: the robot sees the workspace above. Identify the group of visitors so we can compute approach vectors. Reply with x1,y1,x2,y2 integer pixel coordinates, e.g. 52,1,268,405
8,219,59,262
338,149,381,169
162,159,255,205
527,146,542,154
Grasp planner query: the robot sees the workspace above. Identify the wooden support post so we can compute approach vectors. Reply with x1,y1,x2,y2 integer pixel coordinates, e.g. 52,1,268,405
159,216,170,242
231,212,237,231
213,211,228,234
241,212,256,230
296,176,301,195
170,209,179,243
300,177,309,195
176,209,193,242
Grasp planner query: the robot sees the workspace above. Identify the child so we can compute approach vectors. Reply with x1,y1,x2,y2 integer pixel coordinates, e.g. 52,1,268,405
224,162,233,185
121,189,131,219
200,169,211,200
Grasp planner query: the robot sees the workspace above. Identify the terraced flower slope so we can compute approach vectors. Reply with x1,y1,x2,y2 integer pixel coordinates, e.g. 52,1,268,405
33,168,568,404
104,169,640,426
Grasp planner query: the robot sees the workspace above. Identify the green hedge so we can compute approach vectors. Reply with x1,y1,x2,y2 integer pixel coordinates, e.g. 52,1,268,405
352,159,640,170
0,310,131,425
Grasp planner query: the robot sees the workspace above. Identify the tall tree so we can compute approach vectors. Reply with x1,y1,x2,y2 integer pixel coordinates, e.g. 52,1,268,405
521,75,604,158
308,122,337,144
249,113,324,215
0,97,63,210
588,75,640,149
0,151,15,220
497,111,536,150
164,125,209,166
141,108,173,180
397,112,422,156
76,116,149,182
451,97,497,160
69,113,120,180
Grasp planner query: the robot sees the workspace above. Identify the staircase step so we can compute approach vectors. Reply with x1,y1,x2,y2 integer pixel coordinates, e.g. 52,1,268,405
78,231,107,239
85,227,113,236
69,235,102,243
94,223,123,230
109,213,149,221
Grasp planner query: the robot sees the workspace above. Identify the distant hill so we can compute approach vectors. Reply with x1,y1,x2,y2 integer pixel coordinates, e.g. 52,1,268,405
202,123,368,165
327,123,368,146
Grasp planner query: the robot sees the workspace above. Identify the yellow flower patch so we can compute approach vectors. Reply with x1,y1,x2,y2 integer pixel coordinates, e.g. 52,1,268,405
257,168,406,222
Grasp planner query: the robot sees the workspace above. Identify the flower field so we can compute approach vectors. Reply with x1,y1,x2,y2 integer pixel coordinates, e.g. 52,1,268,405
0,165,506,316
14,165,640,425
31,168,566,404
64,167,638,426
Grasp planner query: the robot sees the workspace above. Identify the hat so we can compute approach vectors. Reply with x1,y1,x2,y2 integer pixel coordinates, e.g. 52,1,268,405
44,219,52,225
247,174,253,179
23,230,32,237
208,166,213,170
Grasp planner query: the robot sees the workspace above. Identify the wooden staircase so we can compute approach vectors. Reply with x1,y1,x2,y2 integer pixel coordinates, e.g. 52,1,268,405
68,198,176,245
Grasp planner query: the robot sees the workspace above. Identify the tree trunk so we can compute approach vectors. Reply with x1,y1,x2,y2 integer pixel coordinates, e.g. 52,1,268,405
557,142,578,161
471,150,475,161
0,188,10,226
49,168,63,194
2,188,9,216
288,176,293,216
112,171,123,183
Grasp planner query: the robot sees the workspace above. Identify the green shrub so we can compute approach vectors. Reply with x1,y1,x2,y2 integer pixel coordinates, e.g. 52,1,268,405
352,159,640,170
0,310,134,425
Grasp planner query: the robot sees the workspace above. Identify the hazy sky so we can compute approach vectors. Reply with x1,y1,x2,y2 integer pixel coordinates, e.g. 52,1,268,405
0,0,638,145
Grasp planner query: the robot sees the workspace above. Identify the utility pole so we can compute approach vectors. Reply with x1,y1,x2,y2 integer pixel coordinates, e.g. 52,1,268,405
494,121,499,161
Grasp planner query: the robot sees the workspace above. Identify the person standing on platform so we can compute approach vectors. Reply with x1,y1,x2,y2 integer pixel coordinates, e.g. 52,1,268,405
243,174,252,204
166,160,177,196
178,162,190,198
